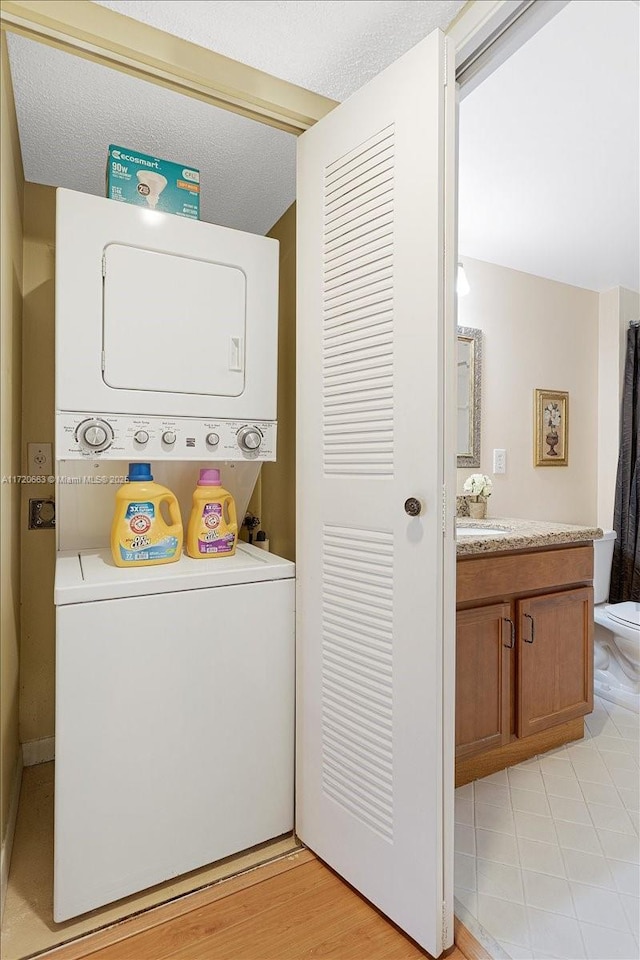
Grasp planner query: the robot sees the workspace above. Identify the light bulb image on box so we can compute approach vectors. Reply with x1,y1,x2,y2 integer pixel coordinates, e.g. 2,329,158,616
136,170,168,209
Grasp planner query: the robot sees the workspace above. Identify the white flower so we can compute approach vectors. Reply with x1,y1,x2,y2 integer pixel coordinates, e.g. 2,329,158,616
544,403,561,430
463,473,493,497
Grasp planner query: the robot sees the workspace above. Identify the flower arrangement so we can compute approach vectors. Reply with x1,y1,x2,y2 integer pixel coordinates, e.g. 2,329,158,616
463,474,493,499
462,474,492,518
544,402,562,433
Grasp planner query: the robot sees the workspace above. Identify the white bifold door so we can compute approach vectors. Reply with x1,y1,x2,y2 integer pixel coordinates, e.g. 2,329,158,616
296,27,457,957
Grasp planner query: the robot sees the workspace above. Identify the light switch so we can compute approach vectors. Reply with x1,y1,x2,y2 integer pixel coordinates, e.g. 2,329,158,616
493,448,506,474
27,442,52,477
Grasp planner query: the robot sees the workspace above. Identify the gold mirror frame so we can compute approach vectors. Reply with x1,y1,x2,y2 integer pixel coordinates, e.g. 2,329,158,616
457,326,482,468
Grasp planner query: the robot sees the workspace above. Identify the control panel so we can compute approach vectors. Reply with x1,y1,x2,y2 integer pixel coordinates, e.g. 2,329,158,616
56,413,277,461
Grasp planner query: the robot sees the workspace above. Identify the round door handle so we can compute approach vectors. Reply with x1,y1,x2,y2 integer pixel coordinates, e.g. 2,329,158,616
404,497,423,517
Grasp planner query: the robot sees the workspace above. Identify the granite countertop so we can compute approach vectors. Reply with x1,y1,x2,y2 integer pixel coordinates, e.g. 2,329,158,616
456,517,603,556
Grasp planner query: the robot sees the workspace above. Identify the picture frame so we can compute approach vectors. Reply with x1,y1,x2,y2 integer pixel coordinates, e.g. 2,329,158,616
534,389,569,466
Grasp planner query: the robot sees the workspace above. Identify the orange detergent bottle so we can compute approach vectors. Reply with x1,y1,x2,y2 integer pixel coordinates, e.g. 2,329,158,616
110,463,183,567
186,469,238,558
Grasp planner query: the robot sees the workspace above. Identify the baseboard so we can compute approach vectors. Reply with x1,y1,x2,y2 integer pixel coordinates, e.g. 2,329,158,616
454,909,503,959
455,717,584,787
1,751,23,923
22,736,55,767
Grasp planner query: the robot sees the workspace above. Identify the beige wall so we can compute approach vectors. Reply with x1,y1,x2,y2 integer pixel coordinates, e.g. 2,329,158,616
260,204,296,562
0,34,24,842
20,184,57,745
457,258,599,525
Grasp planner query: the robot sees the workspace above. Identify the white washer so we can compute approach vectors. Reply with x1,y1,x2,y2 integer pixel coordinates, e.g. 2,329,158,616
54,543,294,922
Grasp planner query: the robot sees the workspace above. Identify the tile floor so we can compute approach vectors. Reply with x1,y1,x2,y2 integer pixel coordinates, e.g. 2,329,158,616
454,697,640,960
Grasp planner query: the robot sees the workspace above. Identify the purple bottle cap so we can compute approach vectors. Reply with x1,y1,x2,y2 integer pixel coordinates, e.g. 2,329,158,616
198,468,221,486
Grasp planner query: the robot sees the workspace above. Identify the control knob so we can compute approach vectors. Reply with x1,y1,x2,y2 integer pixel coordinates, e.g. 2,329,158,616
134,430,149,444
206,432,220,446
162,430,176,445
77,418,112,452
237,426,262,452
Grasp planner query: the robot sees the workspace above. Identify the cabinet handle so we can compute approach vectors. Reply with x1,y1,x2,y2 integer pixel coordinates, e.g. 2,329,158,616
503,617,515,648
523,612,535,643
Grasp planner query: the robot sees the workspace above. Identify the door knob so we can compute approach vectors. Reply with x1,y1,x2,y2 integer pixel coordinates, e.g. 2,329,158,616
404,497,423,517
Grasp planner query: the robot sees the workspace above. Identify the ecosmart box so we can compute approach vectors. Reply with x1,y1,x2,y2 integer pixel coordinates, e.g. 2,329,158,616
106,145,200,219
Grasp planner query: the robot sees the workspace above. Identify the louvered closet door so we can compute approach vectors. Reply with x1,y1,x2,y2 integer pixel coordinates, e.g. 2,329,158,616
296,28,456,956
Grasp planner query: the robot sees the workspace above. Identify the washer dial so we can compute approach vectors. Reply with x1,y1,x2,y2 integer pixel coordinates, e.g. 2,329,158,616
162,430,176,445
77,418,113,452
237,426,262,452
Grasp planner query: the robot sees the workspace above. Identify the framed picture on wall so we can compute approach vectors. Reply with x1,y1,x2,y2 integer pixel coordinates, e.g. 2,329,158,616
534,389,569,466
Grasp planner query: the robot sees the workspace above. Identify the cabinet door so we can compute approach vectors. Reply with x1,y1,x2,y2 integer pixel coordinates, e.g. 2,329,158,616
517,587,593,738
296,27,456,957
456,603,513,759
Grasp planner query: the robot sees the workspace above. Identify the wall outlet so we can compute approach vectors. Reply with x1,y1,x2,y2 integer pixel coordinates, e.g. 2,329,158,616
27,442,52,477
493,448,507,474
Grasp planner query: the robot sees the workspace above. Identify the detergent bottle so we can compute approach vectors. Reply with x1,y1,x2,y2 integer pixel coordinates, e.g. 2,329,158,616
110,463,183,567
187,469,238,558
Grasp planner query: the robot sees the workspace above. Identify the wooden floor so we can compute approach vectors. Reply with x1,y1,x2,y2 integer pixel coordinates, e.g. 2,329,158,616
42,851,480,960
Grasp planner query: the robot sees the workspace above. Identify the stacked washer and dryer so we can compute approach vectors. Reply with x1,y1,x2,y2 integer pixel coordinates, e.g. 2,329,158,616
53,189,295,922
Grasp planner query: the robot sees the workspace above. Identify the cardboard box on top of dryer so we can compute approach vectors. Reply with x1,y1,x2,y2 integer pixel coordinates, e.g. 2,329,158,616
106,145,200,219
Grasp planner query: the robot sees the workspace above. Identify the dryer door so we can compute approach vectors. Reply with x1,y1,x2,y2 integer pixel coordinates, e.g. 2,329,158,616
103,244,246,398
55,190,278,421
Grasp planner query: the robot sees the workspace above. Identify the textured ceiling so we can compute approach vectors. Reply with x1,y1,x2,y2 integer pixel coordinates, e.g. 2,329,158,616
459,0,639,293
7,0,464,235
93,1,466,100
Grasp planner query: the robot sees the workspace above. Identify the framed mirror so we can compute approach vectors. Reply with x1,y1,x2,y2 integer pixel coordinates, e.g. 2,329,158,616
457,326,482,468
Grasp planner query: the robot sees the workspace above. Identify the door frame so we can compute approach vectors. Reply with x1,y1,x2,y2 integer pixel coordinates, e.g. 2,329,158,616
0,0,337,134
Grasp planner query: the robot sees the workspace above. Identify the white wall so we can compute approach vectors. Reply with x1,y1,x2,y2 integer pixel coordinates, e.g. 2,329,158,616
597,286,640,529
457,258,599,525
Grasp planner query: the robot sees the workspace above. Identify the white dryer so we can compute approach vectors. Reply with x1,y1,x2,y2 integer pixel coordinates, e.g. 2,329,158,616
55,188,279,461
53,190,294,922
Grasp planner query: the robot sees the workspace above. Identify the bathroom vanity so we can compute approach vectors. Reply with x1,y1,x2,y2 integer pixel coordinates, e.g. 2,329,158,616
455,519,603,786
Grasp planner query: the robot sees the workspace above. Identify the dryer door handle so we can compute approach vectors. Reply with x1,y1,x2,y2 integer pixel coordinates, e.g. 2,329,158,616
229,337,244,372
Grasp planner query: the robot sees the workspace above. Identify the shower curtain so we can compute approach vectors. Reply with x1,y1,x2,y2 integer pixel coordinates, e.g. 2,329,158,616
610,321,640,602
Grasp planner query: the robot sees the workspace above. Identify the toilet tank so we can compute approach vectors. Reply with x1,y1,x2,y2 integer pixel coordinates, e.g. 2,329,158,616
594,530,616,604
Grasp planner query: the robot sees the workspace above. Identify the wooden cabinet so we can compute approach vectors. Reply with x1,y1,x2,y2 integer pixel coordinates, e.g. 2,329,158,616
456,544,594,784
517,587,593,738
456,603,512,758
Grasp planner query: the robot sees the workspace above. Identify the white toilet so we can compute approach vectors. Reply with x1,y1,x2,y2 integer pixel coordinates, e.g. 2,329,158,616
593,530,640,713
